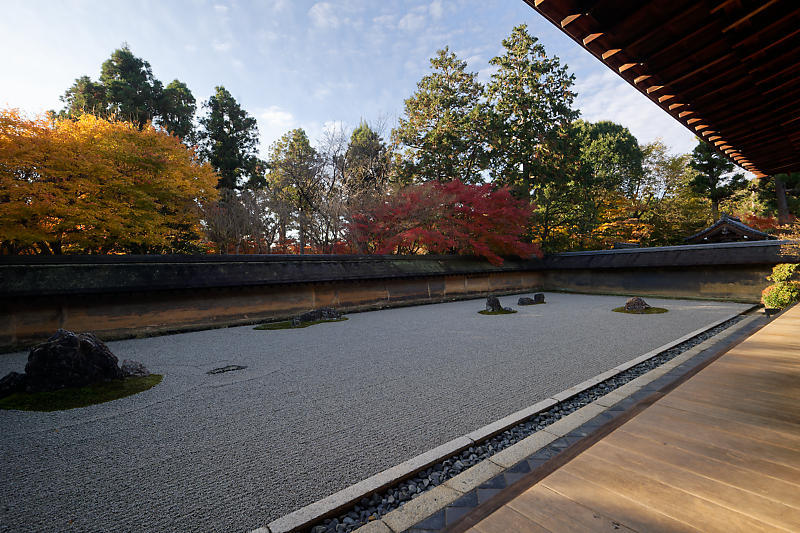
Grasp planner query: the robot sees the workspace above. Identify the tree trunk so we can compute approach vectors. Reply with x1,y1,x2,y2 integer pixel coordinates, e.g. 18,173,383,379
711,199,719,221
521,162,532,202
299,213,306,255
775,176,791,225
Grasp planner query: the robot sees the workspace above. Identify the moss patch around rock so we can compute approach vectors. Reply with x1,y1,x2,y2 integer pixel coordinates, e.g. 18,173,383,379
478,309,518,315
254,317,348,330
0,374,163,412
612,306,668,314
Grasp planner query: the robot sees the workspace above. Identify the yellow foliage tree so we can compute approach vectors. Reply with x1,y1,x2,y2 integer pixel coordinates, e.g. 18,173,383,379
0,109,218,254
588,191,653,248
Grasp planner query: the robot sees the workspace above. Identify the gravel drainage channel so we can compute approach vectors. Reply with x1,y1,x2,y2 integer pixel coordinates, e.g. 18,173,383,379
262,307,761,533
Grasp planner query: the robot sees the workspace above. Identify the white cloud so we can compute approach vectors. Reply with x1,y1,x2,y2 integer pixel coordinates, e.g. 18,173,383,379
309,2,339,28
313,86,332,100
372,14,395,29
213,4,228,13
271,0,290,12
260,105,295,130
429,0,444,19
398,11,426,32
477,64,498,83
258,105,299,150
184,43,198,53
212,40,232,52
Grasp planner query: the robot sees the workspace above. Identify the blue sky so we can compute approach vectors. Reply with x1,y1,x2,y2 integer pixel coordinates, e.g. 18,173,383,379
0,0,697,157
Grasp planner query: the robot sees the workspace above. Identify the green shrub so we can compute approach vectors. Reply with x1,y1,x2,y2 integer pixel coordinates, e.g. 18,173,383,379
762,281,800,309
768,263,800,283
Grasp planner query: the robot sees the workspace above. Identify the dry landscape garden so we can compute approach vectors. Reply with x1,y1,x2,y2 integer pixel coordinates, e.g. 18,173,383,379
1,2,799,533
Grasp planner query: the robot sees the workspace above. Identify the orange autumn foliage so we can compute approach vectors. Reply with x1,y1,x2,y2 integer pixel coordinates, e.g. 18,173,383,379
0,109,218,254
589,192,653,248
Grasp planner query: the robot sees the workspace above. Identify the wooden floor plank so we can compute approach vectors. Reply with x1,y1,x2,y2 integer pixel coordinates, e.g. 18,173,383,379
469,505,551,533
507,484,637,533
614,424,800,485
680,370,800,401
680,357,800,388
591,440,800,531
716,349,800,366
627,405,800,460
642,400,800,448
563,453,778,533
645,402,800,450
541,468,701,533
671,381,800,416
656,394,800,445
604,429,800,509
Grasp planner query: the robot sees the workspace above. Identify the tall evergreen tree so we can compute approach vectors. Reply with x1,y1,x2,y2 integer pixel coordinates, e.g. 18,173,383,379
198,86,264,189
59,76,107,117
58,45,196,140
268,128,322,252
486,24,579,200
159,80,196,141
574,120,643,198
392,47,488,184
98,45,163,128
689,140,747,220
345,121,390,197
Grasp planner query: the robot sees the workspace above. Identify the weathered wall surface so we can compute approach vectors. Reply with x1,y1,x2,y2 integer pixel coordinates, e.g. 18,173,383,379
1,241,794,351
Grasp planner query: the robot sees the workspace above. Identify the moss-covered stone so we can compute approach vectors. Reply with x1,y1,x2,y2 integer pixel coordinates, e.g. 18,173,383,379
254,317,348,330
478,309,518,315
0,374,163,412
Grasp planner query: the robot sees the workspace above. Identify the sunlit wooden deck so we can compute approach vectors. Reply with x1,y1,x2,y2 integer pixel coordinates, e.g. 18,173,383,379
464,304,800,533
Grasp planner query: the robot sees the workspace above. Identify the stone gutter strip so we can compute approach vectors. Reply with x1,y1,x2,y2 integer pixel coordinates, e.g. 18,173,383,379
257,306,757,533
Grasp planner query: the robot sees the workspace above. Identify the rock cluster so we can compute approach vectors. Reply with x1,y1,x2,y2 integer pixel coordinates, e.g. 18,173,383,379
518,293,545,305
624,297,651,311
0,329,150,398
121,359,151,378
485,296,513,313
291,307,342,327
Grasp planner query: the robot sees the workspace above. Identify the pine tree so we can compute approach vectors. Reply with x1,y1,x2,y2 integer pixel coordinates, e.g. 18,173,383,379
58,45,196,141
392,48,489,184
486,24,579,200
198,86,264,189
689,140,747,220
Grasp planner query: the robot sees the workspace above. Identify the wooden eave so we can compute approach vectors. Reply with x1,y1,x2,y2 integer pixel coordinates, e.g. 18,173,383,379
524,0,800,177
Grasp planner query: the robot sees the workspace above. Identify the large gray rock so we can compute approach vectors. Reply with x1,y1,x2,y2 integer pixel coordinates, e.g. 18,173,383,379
0,371,27,399
121,360,150,378
518,293,545,305
485,296,514,313
624,297,651,311
24,329,122,392
485,296,503,312
291,307,342,327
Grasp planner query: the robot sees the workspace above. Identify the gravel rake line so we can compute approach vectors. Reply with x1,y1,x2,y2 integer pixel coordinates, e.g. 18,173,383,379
308,314,747,533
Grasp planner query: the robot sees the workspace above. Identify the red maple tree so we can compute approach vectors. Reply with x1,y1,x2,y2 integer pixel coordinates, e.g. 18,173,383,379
349,179,540,265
